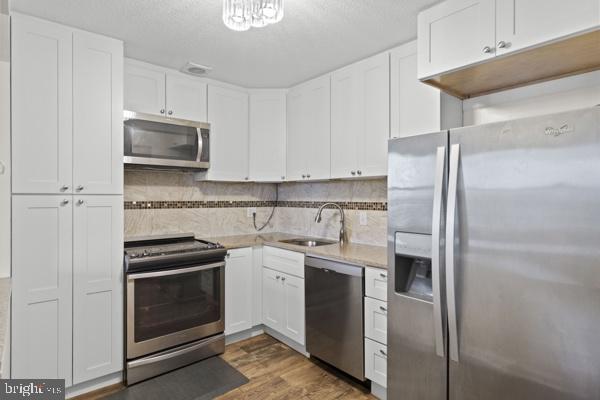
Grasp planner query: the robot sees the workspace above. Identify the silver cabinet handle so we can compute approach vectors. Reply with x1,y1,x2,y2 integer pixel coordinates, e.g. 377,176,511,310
380,273,387,279
302,174,306,179
351,171,356,176
357,170,362,175
276,275,280,280
483,46,493,54
0,161,4,175
497,40,508,49
446,144,461,363
379,349,387,357
160,109,165,114
379,306,387,312
432,146,446,359
60,185,70,191
168,110,173,115
307,174,311,178
77,199,84,205
61,199,69,205
281,176,285,180
281,276,286,281
76,185,84,191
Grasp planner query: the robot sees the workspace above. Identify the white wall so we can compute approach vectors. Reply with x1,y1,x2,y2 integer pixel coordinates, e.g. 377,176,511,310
463,70,600,126
0,10,10,278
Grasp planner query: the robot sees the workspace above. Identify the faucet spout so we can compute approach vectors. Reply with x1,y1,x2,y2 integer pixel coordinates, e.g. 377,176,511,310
314,202,346,244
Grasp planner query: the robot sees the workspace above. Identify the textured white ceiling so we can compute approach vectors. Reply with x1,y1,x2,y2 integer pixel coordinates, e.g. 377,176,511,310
11,0,442,87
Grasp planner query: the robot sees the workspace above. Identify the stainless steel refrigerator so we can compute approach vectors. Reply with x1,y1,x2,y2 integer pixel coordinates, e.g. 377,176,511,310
387,106,600,400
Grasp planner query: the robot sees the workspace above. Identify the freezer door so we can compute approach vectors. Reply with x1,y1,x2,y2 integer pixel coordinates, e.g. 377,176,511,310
387,132,448,400
447,107,600,400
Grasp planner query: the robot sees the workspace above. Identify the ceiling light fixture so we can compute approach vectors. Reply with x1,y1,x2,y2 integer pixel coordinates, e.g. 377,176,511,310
223,0,283,31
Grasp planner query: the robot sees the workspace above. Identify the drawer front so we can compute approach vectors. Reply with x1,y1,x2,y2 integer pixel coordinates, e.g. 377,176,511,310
365,267,388,301
263,246,305,278
365,338,387,388
364,297,387,345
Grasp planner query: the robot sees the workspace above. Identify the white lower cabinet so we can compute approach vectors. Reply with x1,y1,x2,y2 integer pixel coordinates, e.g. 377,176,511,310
225,247,254,335
73,196,123,384
365,297,388,345
12,195,123,386
262,260,305,346
365,338,387,388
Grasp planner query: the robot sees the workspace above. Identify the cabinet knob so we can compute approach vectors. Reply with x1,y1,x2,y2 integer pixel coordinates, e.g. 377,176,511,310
77,199,85,205
497,40,508,49
302,175,306,179
357,170,362,175
168,110,173,115
380,273,387,279
379,306,387,312
244,177,249,181
226,253,230,258
379,349,387,357
281,276,286,282
351,171,356,176
61,199,69,205
60,185,70,191
307,174,311,178
160,109,165,114
76,185,84,192
276,275,281,280
483,46,493,54
281,176,285,180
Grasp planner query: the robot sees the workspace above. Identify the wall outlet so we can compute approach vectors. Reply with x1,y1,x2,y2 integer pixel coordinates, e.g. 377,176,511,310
359,211,368,226
247,207,257,218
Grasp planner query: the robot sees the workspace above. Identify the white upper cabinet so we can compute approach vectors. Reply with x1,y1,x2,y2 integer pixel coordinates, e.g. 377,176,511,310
331,53,389,178
73,195,123,384
124,60,208,121
249,91,287,182
225,248,253,335
124,60,166,116
165,72,208,121
73,31,123,195
12,195,73,385
418,0,496,79
286,75,331,181
495,0,600,55
203,84,249,181
390,41,462,138
11,14,73,194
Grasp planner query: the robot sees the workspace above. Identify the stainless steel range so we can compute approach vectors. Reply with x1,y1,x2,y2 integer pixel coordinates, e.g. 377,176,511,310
124,233,227,385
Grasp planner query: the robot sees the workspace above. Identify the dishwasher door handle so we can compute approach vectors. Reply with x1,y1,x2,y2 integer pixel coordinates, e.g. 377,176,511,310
305,256,364,277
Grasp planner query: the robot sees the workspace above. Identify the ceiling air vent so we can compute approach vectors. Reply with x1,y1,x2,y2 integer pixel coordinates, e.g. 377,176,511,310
180,62,212,77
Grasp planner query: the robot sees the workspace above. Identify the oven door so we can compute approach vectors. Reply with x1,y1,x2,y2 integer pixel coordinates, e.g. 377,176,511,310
123,111,210,170
126,262,224,359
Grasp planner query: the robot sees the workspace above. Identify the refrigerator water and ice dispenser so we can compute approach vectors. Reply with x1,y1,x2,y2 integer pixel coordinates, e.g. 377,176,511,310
394,231,433,301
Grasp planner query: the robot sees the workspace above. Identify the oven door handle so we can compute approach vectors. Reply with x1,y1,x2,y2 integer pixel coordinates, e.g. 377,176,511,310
128,261,225,280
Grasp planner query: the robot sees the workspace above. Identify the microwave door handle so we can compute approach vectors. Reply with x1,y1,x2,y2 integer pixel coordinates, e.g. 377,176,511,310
196,128,203,162
431,145,446,358
446,143,460,363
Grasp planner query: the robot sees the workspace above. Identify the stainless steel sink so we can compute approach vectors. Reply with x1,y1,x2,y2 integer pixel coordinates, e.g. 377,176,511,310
279,238,338,247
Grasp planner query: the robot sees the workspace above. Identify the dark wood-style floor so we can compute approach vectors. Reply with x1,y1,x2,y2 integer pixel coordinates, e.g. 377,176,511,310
74,334,375,400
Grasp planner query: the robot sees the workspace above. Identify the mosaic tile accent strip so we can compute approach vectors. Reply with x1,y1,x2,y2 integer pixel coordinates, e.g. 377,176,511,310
124,200,387,211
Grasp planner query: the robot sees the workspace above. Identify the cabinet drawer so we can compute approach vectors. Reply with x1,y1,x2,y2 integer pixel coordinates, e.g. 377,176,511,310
364,297,387,345
365,338,387,388
263,246,305,278
365,267,388,301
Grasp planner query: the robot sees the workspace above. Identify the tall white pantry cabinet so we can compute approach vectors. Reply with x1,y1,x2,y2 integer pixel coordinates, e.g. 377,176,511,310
11,14,124,387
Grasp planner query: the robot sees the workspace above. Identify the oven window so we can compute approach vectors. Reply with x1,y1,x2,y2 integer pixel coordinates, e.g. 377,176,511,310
124,119,199,161
133,267,221,343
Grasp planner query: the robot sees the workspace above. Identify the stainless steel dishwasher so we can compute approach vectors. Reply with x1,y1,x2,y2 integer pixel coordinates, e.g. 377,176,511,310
305,256,365,381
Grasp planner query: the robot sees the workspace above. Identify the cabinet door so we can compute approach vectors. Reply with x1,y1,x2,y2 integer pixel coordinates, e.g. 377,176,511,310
286,88,307,181
282,274,305,345
73,31,123,195
418,0,496,79
331,66,359,179
357,53,389,177
365,338,387,388
12,195,73,385
249,91,287,182
73,195,123,384
11,15,73,194
303,76,331,181
262,268,283,331
206,85,249,181
225,247,253,335
390,42,442,139
496,0,600,55
124,60,166,116
166,73,207,122
364,297,388,345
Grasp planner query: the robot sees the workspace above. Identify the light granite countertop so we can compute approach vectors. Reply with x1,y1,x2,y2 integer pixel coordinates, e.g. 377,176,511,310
0,278,10,373
209,232,387,270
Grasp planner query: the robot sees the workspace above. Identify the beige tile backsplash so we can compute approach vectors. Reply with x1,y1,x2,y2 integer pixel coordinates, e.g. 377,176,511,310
124,169,387,246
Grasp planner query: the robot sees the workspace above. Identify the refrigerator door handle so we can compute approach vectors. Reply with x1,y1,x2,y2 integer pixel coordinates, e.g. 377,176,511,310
446,143,460,363
431,146,446,358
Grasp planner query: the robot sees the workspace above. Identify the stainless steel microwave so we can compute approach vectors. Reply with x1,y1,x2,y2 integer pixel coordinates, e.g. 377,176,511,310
123,111,210,170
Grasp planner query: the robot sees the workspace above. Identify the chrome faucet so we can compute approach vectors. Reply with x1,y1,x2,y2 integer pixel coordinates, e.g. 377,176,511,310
314,202,346,244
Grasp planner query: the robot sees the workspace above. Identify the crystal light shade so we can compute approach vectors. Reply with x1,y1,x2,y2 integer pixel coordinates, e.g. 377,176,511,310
224,0,283,31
